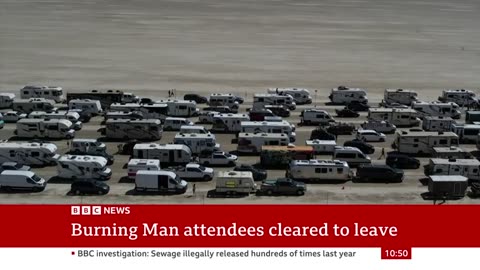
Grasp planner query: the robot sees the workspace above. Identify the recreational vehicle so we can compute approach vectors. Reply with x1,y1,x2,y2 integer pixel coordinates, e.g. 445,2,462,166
2,111,26,123
360,120,396,134
127,159,161,179
422,116,455,132
109,102,168,120
15,119,75,139
69,139,113,163
134,170,188,194
68,99,103,116
156,99,199,117
103,119,162,140
211,113,250,133
428,175,468,198
57,155,112,180
213,171,256,195
253,94,296,110
329,86,368,104
174,133,220,154
264,105,291,117
286,159,352,182
133,143,193,165
384,89,418,105
179,125,211,135
300,109,335,125
438,89,478,106
240,121,296,142
412,101,461,119
368,108,420,127
393,131,459,155
332,147,371,167
237,132,290,154
104,111,144,121
163,117,194,131
424,158,480,181
208,94,240,112
432,146,472,159
0,93,15,108
67,89,139,108
0,142,59,166
305,140,337,154
28,111,82,130
466,111,480,124
12,98,55,113
20,85,65,103
260,145,315,169
451,124,480,143
267,88,312,104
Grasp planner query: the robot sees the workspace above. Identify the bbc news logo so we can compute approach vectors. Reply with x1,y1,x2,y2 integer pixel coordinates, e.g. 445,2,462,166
71,206,131,215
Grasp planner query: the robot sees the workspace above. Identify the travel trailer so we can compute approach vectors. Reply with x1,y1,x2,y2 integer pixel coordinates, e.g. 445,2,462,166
432,146,472,160
211,113,250,133
15,119,75,139
163,117,194,131
412,101,461,119
286,160,352,182
305,140,337,154
0,171,46,192
267,88,312,104
104,111,144,121
12,98,55,113
0,142,59,166
103,119,162,140
109,103,168,120
240,121,296,142
438,89,478,106
237,132,290,154
28,111,82,130
68,99,103,116
57,155,112,180
127,159,161,179
252,94,296,110
383,89,418,105
208,94,240,112
0,93,15,108
174,133,220,154
212,171,256,195
134,170,188,194
156,99,199,117
368,108,420,127
67,89,139,108
133,144,193,166
422,116,455,132
393,131,459,155
332,146,371,167
424,158,480,181
20,85,65,103
329,86,368,104
451,124,480,143
300,109,335,125
428,175,468,199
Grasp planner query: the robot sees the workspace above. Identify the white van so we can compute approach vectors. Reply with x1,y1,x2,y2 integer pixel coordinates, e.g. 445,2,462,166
212,171,256,195
333,147,371,167
134,170,188,194
68,99,103,116
57,155,112,180
287,160,352,182
127,159,161,179
0,171,46,192
0,93,15,109
300,109,335,125
163,117,194,131
179,125,211,135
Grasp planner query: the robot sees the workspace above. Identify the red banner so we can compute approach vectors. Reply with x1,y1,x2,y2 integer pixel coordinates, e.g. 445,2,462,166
0,205,477,248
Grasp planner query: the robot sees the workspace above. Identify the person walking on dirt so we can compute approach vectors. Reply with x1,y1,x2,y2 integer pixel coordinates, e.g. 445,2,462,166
192,184,196,196
378,147,385,159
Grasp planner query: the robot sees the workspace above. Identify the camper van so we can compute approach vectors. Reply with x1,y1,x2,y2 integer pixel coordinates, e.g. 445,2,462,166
0,171,46,192
368,108,420,127
0,142,59,166
12,98,55,113
28,111,82,130
451,124,480,143
384,89,418,105
104,111,144,121
438,89,478,106
103,119,162,140
300,109,335,125
57,155,112,180
67,89,139,109
68,99,103,116
360,120,396,134
329,86,368,104
134,170,188,194
253,94,296,110
20,85,65,103
109,103,168,120
0,93,15,108
174,133,220,154
15,118,75,139
208,94,240,112
267,88,312,104
213,171,256,195
179,125,211,135
286,160,352,182
333,147,371,167
211,113,250,133
163,117,194,131
70,139,112,162
156,99,199,117
424,158,480,181
133,144,193,166
422,116,455,132
240,121,296,142
393,131,459,155
412,101,461,119
305,140,337,154
237,133,290,154
127,159,161,179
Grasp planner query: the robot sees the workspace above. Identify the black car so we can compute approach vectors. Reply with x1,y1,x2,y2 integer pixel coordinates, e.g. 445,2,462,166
386,152,420,169
203,106,233,113
327,123,356,135
264,105,290,117
70,180,110,195
139,98,154,104
234,96,244,104
234,164,267,181
184,94,208,104
356,165,404,183
310,127,336,140
346,102,370,112
343,140,375,154
335,108,360,118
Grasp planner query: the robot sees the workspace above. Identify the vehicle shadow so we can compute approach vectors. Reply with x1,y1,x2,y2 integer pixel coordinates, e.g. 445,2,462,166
419,178,429,186
118,176,133,183
125,189,186,196
0,189,44,194
206,189,249,198
48,176,74,184
420,192,464,202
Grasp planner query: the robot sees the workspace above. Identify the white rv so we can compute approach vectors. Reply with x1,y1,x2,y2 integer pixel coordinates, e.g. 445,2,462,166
104,111,144,121
16,118,75,139
360,120,396,134
179,125,211,135
451,124,480,143
208,93,241,112
424,158,480,181
213,171,256,195
384,89,418,105
174,133,220,154
422,116,455,132
57,155,112,180
70,139,108,156
438,89,478,106
0,93,15,108
163,117,193,131
156,99,199,117
300,109,335,125
305,140,337,154
109,102,168,120
237,132,290,154
28,111,82,130
368,108,420,127
12,98,56,113
253,94,296,110
240,121,296,142
393,131,459,155
103,119,162,140
134,170,188,194
329,86,368,104
0,142,59,166
20,85,65,103
133,143,193,165
287,160,352,182
68,99,103,116
211,113,250,133
0,171,46,192
127,159,161,179
412,101,461,119
267,88,312,104
332,147,371,167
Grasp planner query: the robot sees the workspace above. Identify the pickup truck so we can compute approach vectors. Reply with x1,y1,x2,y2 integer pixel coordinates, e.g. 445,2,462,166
199,151,238,167
260,178,306,196
168,163,214,181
